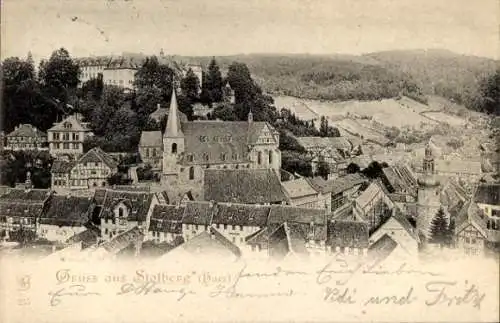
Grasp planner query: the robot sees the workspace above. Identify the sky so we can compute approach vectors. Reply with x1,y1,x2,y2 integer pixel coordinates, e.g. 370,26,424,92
1,0,499,62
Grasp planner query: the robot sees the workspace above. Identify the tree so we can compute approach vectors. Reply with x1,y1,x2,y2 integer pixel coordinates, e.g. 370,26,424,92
134,56,174,103
38,48,80,105
429,208,449,247
346,163,361,174
477,68,500,116
316,160,330,179
362,161,384,179
205,58,223,102
180,68,200,102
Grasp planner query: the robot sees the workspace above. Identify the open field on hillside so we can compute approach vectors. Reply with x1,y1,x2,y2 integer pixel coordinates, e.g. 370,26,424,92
273,95,439,128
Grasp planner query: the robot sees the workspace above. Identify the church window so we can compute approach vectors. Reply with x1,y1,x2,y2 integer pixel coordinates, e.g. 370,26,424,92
187,154,194,162
189,167,195,180
269,151,273,164
118,208,123,217
257,151,262,165
232,153,238,160
203,153,209,161
171,143,177,154
220,153,227,161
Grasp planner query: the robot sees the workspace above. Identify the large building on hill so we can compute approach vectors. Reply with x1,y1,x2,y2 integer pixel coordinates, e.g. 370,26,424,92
149,89,281,201
5,124,48,151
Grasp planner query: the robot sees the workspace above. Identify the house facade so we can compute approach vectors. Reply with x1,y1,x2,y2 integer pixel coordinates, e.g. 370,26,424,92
47,114,94,159
51,147,118,191
281,177,331,210
5,124,48,151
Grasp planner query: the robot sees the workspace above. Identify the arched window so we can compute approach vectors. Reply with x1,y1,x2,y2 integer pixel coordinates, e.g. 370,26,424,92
118,208,123,217
257,151,262,165
171,143,177,154
268,150,273,164
189,166,195,180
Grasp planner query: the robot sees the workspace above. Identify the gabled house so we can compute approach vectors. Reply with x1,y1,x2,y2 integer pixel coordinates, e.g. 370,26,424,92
326,220,369,256
181,201,215,241
95,226,144,259
0,189,52,237
281,177,331,210
354,181,395,231
47,114,93,159
211,203,270,247
267,205,328,258
296,136,353,175
454,200,500,257
381,164,418,202
93,188,159,241
368,211,420,257
51,147,119,192
148,204,185,244
316,173,368,213
473,183,500,231
37,195,94,242
5,124,48,151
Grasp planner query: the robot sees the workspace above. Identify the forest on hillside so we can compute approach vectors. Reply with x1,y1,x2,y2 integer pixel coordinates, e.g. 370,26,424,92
177,51,500,115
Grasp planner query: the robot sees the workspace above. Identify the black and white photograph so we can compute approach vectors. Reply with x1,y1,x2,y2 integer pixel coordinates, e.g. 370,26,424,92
0,0,499,322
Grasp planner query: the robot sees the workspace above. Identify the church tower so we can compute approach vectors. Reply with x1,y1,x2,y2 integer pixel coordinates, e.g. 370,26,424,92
417,143,441,237
162,88,184,184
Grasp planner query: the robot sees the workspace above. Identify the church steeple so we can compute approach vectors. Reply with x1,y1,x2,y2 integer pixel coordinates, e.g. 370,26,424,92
164,88,184,138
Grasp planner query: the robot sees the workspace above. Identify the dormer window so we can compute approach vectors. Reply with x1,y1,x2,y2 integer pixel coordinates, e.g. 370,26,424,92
63,122,72,129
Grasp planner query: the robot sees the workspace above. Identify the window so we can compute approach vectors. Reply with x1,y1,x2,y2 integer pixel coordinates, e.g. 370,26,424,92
189,167,195,180
102,182,106,187
171,143,177,154
53,133,60,140
72,133,79,141
257,151,262,165
63,133,70,141
269,151,273,164
118,208,123,217
152,149,157,157
232,153,238,160
55,143,60,149
145,149,150,158
203,153,209,161
73,143,79,149
63,143,70,149
91,170,96,175
224,224,228,230
220,153,227,161
187,154,194,162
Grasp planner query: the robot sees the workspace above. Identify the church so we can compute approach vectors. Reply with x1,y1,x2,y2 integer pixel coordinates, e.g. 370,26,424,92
141,89,282,201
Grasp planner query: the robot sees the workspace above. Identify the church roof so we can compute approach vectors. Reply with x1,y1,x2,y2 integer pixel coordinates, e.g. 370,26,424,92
164,89,183,137
139,131,162,147
178,121,273,165
204,169,286,204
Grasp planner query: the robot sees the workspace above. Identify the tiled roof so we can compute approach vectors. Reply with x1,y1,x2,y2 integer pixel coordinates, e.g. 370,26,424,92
435,159,482,175
39,196,93,226
65,225,101,249
182,201,215,225
101,227,144,255
149,106,188,122
375,209,419,242
178,121,275,165
78,147,118,169
268,205,327,225
96,189,154,222
212,203,270,227
319,173,368,195
287,221,327,242
355,182,386,211
296,137,352,151
0,201,44,218
455,201,489,239
179,227,241,258
7,124,47,138
282,178,318,198
382,165,418,194
204,169,286,204
306,177,328,193
0,188,52,203
473,184,500,206
139,131,162,147
149,205,185,234
327,220,369,248
48,115,92,132
51,160,75,173
368,234,398,261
